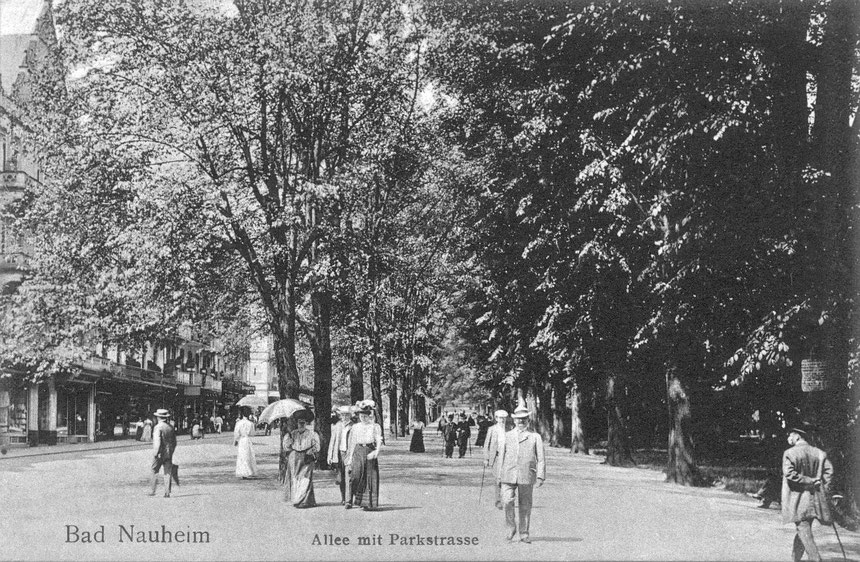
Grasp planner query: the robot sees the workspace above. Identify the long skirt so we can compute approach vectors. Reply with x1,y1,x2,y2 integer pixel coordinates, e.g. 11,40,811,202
409,429,425,453
350,444,379,508
140,425,152,442
475,427,488,447
235,436,257,477
285,449,316,507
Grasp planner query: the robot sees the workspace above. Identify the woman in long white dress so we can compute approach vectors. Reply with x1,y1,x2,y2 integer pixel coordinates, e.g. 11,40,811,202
234,407,257,479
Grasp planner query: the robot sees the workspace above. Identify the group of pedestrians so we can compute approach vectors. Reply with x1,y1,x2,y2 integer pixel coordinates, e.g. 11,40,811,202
143,400,838,555
325,401,384,510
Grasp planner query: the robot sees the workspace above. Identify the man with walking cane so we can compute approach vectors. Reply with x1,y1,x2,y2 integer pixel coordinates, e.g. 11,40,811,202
781,424,834,562
483,410,509,509
498,406,545,543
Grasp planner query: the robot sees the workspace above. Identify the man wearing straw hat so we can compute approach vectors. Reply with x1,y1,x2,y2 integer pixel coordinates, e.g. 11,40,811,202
149,409,177,498
484,409,509,509
497,405,545,543
782,423,833,562
328,405,355,505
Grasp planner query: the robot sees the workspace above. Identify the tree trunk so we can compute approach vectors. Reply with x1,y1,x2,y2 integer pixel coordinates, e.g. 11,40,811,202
387,383,398,438
272,295,300,399
348,346,364,404
311,290,332,469
551,377,567,447
604,371,635,466
665,365,697,485
570,383,589,455
537,380,553,443
414,394,427,424
368,306,384,438
398,364,412,437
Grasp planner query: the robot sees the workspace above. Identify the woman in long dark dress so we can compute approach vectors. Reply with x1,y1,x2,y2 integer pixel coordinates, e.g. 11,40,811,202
346,401,383,510
474,415,492,447
409,420,425,453
283,409,321,508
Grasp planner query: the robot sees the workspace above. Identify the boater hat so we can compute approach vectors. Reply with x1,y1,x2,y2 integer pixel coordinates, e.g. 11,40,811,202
154,409,170,418
494,409,509,418
511,406,530,419
337,405,351,415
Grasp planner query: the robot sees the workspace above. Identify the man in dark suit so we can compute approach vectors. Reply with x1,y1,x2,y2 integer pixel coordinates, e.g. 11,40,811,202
150,409,177,497
498,406,545,543
456,413,471,458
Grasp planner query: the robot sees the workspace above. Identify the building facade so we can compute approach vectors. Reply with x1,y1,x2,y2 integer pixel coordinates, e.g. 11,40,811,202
0,0,258,448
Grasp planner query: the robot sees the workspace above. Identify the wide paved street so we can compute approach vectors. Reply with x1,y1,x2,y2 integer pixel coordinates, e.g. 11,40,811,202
1,431,857,561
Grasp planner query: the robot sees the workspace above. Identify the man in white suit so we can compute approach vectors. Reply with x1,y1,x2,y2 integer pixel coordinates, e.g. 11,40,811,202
327,405,355,505
498,406,545,543
483,409,509,509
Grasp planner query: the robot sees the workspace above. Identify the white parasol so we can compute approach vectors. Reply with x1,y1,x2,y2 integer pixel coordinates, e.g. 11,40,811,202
257,398,310,425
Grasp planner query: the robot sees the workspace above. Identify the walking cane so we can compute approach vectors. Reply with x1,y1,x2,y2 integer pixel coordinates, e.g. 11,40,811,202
816,453,847,562
478,463,486,503
831,495,848,562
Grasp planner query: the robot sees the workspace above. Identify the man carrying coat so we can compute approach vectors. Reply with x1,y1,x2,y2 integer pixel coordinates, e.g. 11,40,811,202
782,425,833,562
498,406,545,543
483,409,509,509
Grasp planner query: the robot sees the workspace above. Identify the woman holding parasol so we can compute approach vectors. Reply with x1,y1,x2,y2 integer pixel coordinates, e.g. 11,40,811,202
283,408,321,508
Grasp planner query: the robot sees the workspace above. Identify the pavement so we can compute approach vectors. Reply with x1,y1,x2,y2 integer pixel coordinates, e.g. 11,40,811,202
0,431,857,561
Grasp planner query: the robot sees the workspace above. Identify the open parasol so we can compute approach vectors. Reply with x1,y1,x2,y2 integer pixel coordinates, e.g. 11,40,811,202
236,395,269,408
258,398,310,425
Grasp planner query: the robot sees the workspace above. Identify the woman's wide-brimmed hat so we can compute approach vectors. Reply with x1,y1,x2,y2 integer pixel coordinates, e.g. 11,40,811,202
294,409,315,422
154,409,171,418
356,399,375,414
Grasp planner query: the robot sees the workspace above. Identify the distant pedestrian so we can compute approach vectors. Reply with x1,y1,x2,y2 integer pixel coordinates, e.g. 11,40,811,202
284,409,321,508
234,407,258,479
443,414,457,458
498,406,545,543
328,406,355,505
437,413,447,435
140,417,153,442
191,419,203,440
475,415,491,447
409,419,425,453
149,409,177,498
346,400,383,510
484,409,509,509
134,418,144,441
215,415,223,434
456,413,471,458
782,425,833,562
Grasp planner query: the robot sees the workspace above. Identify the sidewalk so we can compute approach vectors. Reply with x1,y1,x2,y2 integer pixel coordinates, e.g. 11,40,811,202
0,432,234,460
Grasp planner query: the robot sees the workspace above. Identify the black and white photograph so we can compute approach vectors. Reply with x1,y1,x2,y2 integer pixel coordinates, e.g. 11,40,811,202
0,0,859,560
